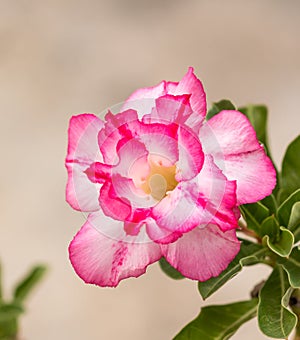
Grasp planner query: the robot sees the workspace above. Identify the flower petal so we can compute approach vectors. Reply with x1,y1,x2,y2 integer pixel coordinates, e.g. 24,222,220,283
153,155,238,233
152,181,203,234
169,67,207,124
66,162,101,211
150,94,192,125
176,125,204,181
123,67,207,128
221,148,276,204
145,218,182,244
98,109,139,165
161,224,240,281
99,182,131,221
194,155,238,231
66,114,104,163
200,110,276,204
200,110,261,155
111,174,156,209
66,114,103,211
69,211,162,287
123,81,167,117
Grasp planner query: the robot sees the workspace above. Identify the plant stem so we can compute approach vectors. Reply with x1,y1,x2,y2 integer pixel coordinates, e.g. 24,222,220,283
238,220,262,243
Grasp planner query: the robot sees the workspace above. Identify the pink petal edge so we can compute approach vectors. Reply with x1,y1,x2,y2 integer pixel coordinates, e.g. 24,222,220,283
69,211,162,287
162,224,240,281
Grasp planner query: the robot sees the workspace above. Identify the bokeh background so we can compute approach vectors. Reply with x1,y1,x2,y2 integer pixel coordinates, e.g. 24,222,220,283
0,0,299,339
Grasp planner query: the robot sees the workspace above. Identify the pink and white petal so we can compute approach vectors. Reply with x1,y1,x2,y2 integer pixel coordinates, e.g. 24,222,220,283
169,67,207,122
125,80,167,102
138,122,179,165
223,148,276,204
184,110,205,135
161,224,240,281
200,110,276,204
115,138,149,178
145,218,182,244
102,109,139,137
166,81,178,92
176,125,204,181
200,110,261,156
66,114,104,211
98,109,139,165
153,156,238,233
99,182,132,221
124,221,143,236
154,94,193,125
69,211,162,287
194,155,238,231
99,110,178,167
111,174,156,209
66,114,103,163
123,81,167,116
152,182,204,234
84,162,113,184
66,162,100,212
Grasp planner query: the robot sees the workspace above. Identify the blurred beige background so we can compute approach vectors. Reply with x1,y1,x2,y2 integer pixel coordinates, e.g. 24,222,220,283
0,0,299,339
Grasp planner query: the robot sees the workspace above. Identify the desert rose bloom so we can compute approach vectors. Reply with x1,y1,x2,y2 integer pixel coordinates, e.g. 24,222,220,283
66,68,276,287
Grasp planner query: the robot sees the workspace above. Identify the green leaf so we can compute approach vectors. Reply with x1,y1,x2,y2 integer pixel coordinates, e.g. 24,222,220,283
258,265,297,338
280,135,300,201
159,258,184,280
198,243,268,300
173,299,258,340
289,202,300,230
264,227,294,257
0,317,18,339
278,189,300,227
0,304,23,322
0,262,2,304
240,202,270,235
278,248,300,288
260,194,277,215
13,265,47,303
288,202,300,242
260,216,279,239
238,105,269,150
206,99,236,120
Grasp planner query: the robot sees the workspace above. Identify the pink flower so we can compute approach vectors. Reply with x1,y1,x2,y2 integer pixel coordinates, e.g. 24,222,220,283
66,68,276,287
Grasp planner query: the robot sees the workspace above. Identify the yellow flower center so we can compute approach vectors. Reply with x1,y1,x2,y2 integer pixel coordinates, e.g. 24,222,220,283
140,158,178,201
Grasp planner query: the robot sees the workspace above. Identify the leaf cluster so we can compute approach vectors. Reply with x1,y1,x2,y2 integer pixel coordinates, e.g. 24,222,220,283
0,264,46,339
159,100,300,339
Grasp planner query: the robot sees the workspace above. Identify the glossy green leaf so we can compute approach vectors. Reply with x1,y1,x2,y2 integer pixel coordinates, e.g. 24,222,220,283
264,227,294,257
260,216,279,239
289,202,300,229
258,266,297,338
278,248,300,288
206,99,236,120
280,135,300,200
260,194,277,215
288,202,300,242
240,202,269,235
278,189,300,227
13,265,47,303
174,299,258,340
159,257,184,280
198,243,268,300
238,105,269,150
